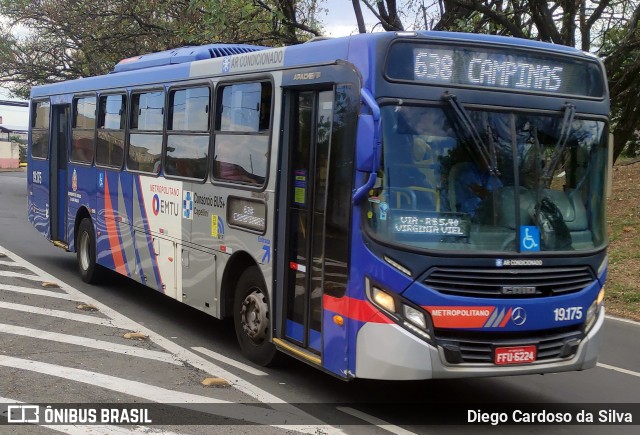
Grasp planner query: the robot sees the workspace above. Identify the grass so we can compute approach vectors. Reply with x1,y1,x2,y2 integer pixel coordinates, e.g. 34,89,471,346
605,157,640,321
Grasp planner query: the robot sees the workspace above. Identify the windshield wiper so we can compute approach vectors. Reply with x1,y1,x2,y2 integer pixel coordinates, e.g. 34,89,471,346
443,92,500,176
542,102,576,182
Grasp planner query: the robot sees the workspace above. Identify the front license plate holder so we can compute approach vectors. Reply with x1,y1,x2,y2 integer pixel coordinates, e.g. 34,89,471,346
494,345,537,365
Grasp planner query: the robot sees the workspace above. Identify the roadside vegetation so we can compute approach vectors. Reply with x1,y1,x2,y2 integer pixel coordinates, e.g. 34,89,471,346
607,158,640,320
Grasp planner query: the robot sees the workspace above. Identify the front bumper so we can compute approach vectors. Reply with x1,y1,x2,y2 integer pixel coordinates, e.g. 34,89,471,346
354,307,604,380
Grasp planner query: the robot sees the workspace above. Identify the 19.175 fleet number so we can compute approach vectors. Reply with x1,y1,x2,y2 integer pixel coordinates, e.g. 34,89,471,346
553,306,583,321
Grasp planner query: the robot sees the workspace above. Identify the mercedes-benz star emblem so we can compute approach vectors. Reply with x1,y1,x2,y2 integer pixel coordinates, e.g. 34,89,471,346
511,307,527,326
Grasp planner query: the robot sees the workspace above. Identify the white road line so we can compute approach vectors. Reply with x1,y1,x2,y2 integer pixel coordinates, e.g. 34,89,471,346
0,245,280,400
0,283,75,300
336,407,418,435
0,357,339,432
0,270,40,280
0,396,181,435
0,260,20,267
597,362,640,378
192,346,268,376
0,301,115,327
0,323,181,366
0,244,342,434
0,355,226,403
605,315,640,327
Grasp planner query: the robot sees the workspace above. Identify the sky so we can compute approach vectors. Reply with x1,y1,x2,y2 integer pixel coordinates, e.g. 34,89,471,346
0,1,376,128
322,0,378,37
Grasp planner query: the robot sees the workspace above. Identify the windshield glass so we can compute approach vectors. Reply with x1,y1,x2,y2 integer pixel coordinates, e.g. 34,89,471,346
364,105,608,253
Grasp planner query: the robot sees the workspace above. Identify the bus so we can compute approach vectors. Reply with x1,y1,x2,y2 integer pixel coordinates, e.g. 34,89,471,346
28,31,609,380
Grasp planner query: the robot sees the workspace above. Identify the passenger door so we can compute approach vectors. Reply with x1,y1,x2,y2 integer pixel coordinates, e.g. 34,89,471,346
50,104,70,243
281,89,334,355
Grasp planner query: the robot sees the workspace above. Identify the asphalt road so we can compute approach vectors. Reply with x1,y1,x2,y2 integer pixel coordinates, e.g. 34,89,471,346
0,170,639,434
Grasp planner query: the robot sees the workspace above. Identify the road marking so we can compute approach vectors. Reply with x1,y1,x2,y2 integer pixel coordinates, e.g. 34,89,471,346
605,315,640,327
0,323,181,366
0,301,114,327
0,396,181,435
0,358,339,431
0,259,20,267
193,346,268,376
0,244,341,434
597,362,640,378
0,245,282,401
0,283,75,300
0,355,227,403
0,270,40,280
337,406,418,435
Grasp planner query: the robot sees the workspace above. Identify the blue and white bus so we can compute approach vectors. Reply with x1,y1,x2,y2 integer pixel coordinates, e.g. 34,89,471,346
28,31,609,380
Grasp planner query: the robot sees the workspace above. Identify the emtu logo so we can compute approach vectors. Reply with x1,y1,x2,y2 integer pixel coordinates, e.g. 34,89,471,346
152,194,160,216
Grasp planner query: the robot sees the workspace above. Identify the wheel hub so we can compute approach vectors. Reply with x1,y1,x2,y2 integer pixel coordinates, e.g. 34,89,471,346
240,289,268,342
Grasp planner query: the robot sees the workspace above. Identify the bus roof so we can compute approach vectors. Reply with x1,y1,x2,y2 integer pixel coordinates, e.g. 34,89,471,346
111,44,267,73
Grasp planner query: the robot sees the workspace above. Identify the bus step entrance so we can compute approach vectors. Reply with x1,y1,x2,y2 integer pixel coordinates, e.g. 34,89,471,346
273,338,321,366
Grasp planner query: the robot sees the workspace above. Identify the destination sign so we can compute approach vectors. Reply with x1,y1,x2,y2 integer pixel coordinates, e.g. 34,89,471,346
228,197,266,233
391,212,469,237
386,43,605,97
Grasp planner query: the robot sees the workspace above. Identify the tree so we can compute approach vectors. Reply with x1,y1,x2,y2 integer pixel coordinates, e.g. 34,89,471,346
0,0,323,98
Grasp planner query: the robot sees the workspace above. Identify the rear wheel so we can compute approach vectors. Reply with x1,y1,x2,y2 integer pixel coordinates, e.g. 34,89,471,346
233,266,278,366
77,218,102,283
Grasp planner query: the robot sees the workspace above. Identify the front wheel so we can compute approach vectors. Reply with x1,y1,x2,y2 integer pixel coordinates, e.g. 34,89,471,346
233,266,278,366
76,218,102,284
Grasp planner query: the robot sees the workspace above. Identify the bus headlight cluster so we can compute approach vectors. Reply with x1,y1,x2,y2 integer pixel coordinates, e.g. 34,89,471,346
403,305,427,330
585,287,605,333
367,280,434,342
371,287,396,313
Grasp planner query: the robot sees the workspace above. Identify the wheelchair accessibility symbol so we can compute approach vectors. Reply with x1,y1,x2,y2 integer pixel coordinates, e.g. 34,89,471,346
520,226,540,252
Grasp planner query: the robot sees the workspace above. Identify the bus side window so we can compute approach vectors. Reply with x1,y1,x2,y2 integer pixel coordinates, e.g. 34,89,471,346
71,96,96,164
96,94,126,168
127,91,163,174
31,101,50,159
165,86,210,180
213,81,271,186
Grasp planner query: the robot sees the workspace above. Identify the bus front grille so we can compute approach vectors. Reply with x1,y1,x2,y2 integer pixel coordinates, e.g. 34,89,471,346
435,326,584,364
424,266,595,298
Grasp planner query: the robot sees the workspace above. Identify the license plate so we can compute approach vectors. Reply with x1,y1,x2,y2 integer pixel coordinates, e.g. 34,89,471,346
494,345,537,365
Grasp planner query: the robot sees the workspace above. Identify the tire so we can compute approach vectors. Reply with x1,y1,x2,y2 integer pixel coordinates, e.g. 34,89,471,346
76,218,102,284
233,266,278,366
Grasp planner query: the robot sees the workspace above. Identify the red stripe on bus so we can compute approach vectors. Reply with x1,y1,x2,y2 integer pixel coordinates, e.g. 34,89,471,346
103,177,127,275
499,307,512,328
323,294,392,324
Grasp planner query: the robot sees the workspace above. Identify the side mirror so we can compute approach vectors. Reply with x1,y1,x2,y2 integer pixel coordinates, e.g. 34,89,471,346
356,114,375,173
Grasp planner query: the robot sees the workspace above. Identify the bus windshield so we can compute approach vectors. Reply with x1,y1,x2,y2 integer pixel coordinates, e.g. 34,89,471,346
365,105,608,253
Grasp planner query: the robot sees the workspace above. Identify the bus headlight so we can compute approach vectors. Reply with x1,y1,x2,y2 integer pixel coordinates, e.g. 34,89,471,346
371,286,396,313
585,288,605,333
403,304,427,330
366,278,434,343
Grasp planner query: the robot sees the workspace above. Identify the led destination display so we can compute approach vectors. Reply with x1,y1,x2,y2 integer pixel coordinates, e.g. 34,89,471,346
386,43,605,97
